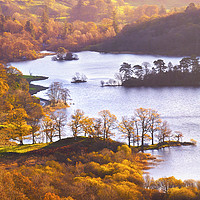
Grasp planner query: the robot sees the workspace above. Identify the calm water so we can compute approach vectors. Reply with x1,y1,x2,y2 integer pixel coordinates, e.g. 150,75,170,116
11,51,200,180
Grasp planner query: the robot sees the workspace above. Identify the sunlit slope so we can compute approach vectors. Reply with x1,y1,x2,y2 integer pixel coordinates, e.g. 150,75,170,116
92,8,200,56
126,0,200,8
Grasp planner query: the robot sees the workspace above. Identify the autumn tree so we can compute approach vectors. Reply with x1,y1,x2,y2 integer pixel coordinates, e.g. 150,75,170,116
118,116,135,147
26,102,44,144
4,108,31,145
24,20,35,38
135,108,150,149
0,64,8,97
98,110,117,139
80,116,95,137
41,114,55,143
93,118,102,137
56,47,67,60
155,176,183,193
112,9,119,34
168,187,196,200
148,109,161,145
69,109,84,138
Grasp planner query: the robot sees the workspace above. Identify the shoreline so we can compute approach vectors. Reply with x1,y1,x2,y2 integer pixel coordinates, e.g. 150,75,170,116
134,141,196,151
23,75,50,106
91,49,188,57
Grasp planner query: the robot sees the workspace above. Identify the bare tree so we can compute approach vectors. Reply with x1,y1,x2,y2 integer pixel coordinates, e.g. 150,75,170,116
60,88,70,105
142,62,151,76
157,121,172,143
47,82,70,106
46,82,62,106
93,118,102,137
114,72,123,85
51,110,67,140
100,80,105,87
41,114,55,143
174,131,183,142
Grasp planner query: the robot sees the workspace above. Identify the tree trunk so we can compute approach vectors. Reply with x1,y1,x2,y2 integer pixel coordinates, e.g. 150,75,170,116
128,135,130,147
59,127,61,140
32,132,35,144
20,139,23,145
151,131,154,145
135,122,139,146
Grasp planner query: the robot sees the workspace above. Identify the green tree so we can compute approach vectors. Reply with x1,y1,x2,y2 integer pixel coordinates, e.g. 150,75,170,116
133,65,144,80
153,59,167,73
119,62,133,81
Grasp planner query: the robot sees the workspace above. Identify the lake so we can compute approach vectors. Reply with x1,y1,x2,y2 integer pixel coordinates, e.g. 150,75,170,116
11,51,200,180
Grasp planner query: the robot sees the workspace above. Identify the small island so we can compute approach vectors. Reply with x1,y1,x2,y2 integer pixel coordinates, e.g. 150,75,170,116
71,72,87,83
52,47,79,61
104,56,200,87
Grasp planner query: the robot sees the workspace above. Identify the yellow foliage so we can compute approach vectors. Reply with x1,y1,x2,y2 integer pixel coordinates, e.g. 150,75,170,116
44,192,61,200
168,187,196,200
117,145,132,156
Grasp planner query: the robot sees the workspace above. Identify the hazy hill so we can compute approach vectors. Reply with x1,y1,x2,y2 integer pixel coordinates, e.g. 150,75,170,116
126,0,200,9
92,7,200,56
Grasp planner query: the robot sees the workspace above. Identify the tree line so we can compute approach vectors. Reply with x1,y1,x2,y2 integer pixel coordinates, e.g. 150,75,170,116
29,82,184,148
0,0,190,62
92,4,200,56
67,108,184,149
0,66,184,147
112,56,200,87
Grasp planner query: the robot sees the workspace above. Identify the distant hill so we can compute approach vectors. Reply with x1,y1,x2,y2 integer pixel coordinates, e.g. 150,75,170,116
91,8,200,56
125,0,200,9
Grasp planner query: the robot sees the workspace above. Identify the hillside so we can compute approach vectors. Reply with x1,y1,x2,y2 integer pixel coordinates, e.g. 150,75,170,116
1,0,199,62
0,137,200,200
126,0,200,9
92,7,200,56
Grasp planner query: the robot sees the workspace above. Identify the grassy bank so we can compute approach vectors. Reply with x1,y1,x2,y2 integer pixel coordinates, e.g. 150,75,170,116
0,137,195,157
134,141,196,151
23,75,49,95
0,143,49,154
